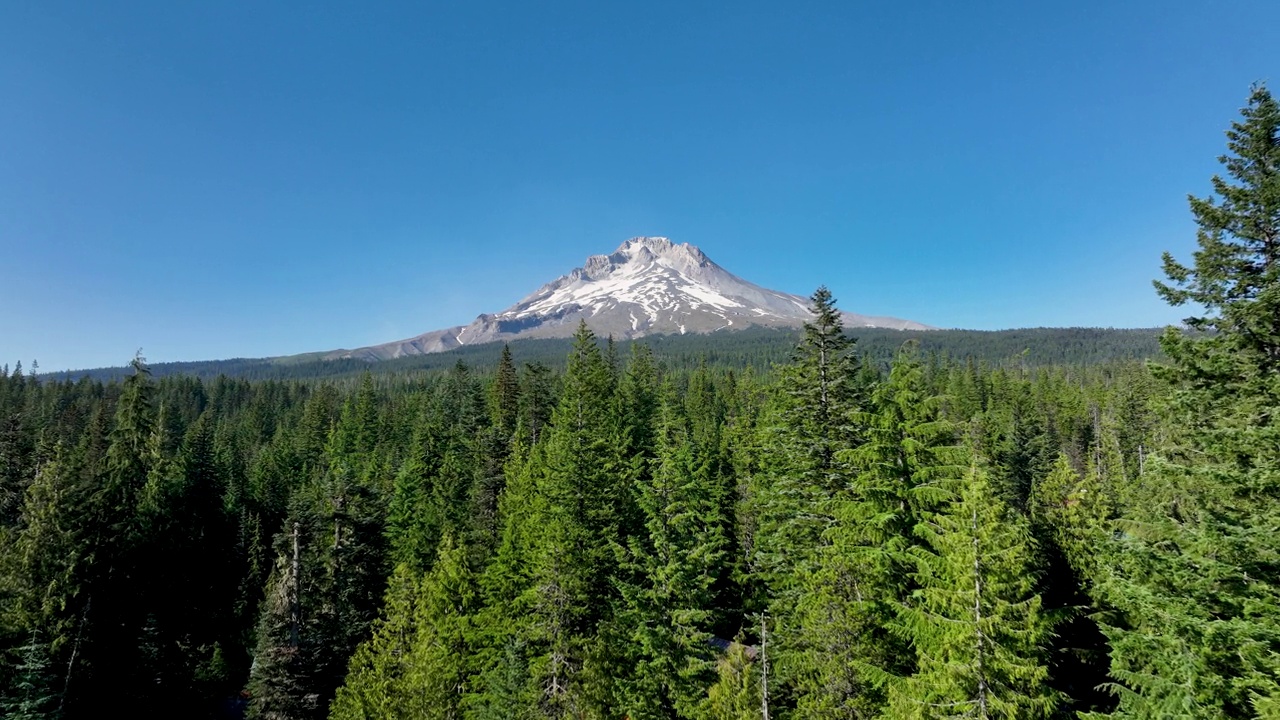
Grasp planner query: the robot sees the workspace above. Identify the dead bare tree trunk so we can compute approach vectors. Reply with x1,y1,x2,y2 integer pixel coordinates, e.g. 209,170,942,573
760,613,770,720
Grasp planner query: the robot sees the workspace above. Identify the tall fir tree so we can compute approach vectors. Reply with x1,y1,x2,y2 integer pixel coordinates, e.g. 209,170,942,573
328,564,421,720
1027,452,1116,715
67,355,160,714
521,322,628,717
1,630,61,720
751,287,865,705
701,639,762,720
886,464,1057,719
248,521,322,720
472,439,542,719
1094,84,1280,717
618,343,662,537
385,400,442,573
615,384,726,719
474,345,522,555
789,343,962,718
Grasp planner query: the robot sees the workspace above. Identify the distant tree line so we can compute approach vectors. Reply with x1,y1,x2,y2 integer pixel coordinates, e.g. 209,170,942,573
47,325,1166,385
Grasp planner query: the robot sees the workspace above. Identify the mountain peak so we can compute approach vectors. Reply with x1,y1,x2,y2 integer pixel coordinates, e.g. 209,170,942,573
611,235,705,260
332,237,933,360
616,236,674,254
579,236,713,280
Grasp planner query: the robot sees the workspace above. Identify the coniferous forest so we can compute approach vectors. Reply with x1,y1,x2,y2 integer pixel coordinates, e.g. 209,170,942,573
1,86,1277,719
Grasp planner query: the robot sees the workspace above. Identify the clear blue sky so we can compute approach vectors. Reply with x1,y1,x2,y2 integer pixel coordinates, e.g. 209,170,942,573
2,1,1276,371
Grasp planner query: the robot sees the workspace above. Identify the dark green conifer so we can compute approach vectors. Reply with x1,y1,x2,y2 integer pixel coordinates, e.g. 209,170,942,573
473,345,523,554
1094,84,1280,718
330,534,478,720
492,345,521,442
615,384,726,718
751,288,864,661
791,344,962,717
2,630,61,720
70,355,159,711
248,522,319,720
886,464,1056,719
520,322,626,716
518,362,556,447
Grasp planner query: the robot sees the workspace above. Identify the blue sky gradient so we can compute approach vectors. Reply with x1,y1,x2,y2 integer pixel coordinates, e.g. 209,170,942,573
2,1,1277,371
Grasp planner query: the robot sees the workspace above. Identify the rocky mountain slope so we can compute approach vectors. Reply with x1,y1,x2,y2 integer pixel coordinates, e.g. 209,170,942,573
330,237,932,360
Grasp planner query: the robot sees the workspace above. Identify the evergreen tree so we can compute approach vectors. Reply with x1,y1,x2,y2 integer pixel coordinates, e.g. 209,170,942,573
329,565,420,720
1155,84,1280,377
702,639,762,720
775,286,862,500
5,451,82,700
1028,453,1116,716
385,406,440,572
519,362,556,447
474,345,522,554
68,355,159,713
1,630,61,720
400,534,478,719
520,322,627,716
845,344,961,585
986,385,1055,514
790,344,962,718
470,636,536,720
472,443,541,719
492,345,521,443
619,345,661,487
248,522,319,720
886,464,1057,719
329,373,380,459
1031,453,1111,581
685,361,742,639
751,287,865,702
134,412,239,711
330,534,478,720
0,401,36,528
249,452,388,720
615,385,726,719
1094,84,1280,717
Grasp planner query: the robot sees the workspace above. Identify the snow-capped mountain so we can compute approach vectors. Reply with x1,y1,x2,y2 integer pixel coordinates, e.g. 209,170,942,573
332,237,932,360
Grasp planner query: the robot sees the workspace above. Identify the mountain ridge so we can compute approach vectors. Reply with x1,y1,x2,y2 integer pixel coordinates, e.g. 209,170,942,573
329,236,932,361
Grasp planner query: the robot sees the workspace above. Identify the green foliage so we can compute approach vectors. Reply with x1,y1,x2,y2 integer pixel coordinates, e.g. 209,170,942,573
752,288,864,627
845,344,963,577
786,343,965,718
247,522,320,720
331,534,479,720
2,630,61,720
511,322,632,716
1155,84,1280,376
60,326,1166,385
1090,84,1280,719
615,386,726,718
701,639,761,720
1031,452,1112,581
886,464,1057,719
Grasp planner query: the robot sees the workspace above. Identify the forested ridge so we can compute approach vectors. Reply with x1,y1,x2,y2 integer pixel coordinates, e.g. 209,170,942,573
1,86,1277,719
53,326,1166,384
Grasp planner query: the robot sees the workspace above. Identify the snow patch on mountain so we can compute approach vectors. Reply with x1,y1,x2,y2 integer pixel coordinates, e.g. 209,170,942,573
330,237,933,360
